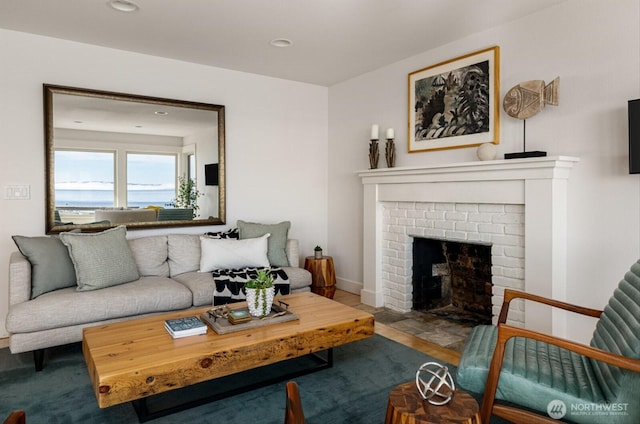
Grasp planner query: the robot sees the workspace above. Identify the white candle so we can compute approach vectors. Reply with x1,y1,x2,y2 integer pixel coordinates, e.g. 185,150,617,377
386,128,395,139
370,124,379,140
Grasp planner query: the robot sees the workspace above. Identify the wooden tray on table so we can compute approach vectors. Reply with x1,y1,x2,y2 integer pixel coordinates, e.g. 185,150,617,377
200,300,299,335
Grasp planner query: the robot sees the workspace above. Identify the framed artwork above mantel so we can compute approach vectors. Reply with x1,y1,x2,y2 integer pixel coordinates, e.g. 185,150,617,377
408,46,500,153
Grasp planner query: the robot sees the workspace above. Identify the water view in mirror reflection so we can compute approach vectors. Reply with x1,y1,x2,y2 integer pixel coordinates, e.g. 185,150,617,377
55,150,181,223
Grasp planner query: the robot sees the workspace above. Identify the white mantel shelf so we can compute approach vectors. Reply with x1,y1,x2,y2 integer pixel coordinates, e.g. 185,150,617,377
356,156,579,181
357,155,580,335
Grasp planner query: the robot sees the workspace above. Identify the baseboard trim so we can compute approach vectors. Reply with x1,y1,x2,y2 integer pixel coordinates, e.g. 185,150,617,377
336,277,362,295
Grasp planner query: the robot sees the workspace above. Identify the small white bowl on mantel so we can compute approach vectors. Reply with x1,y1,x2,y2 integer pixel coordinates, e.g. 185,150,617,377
476,143,498,161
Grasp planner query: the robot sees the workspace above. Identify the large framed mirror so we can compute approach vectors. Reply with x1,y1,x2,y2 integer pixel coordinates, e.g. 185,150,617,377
44,84,225,234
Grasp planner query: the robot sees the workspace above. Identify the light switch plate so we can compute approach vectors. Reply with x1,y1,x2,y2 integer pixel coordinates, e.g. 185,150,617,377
4,185,30,200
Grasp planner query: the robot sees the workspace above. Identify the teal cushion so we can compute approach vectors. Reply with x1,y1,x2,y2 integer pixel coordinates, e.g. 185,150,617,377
237,220,290,267
12,235,77,298
59,226,140,291
456,325,497,394
457,325,615,424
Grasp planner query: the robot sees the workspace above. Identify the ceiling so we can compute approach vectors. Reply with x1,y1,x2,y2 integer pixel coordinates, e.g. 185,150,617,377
53,92,218,137
0,0,566,86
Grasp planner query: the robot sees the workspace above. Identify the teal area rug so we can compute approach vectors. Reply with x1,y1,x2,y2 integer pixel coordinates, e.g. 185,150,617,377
0,335,471,423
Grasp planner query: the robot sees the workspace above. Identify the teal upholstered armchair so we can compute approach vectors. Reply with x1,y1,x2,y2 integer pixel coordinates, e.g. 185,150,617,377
457,260,640,423
157,208,193,221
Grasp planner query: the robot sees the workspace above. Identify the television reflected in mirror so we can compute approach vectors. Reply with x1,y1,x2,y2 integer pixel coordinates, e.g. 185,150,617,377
44,84,225,234
629,98,640,174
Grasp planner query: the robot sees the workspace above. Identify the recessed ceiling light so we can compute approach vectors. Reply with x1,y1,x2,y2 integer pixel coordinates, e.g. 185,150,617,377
108,0,139,13
270,38,293,48
154,111,168,116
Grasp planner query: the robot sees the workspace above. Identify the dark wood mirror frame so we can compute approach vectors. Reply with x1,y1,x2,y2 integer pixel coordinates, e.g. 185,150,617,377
44,84,225,234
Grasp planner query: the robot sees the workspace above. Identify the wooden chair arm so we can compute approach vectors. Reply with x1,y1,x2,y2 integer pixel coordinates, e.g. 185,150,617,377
497,289,603,324
497,324,640,372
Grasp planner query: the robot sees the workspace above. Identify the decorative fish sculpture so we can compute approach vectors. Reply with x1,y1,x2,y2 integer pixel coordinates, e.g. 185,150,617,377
503,77,559,119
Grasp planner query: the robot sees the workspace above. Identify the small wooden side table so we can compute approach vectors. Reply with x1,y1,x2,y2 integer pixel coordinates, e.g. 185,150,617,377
304,256,336,299
385,381,480,424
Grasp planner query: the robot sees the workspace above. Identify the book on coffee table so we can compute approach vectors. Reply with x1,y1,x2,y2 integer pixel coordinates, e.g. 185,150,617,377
164,316,207,338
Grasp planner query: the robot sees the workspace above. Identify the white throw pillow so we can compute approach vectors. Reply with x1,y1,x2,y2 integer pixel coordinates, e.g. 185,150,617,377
199,233,270,271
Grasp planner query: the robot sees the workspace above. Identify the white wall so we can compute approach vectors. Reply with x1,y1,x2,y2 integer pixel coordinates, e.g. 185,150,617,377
329,0,640,342
187,127,218,218
0,29,328,338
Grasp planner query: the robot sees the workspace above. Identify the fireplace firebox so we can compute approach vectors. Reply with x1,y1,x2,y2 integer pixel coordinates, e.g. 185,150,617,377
412,237,492,324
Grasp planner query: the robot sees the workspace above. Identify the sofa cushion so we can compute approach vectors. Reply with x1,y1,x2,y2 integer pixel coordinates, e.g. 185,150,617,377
168,234,200,276
173,266,309,307
282,266,312,291
173,267,294,307
5,277,192,333
59,226,140,291
237,220,290,267
128,235,170,277
171,271,216,307
11,235,77,298
199,234,270,271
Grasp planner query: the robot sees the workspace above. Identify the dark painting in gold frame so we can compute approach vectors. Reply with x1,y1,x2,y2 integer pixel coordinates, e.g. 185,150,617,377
408,46,500,153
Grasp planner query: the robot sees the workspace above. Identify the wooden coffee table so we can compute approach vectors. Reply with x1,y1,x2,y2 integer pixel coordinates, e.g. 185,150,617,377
82,292,374,421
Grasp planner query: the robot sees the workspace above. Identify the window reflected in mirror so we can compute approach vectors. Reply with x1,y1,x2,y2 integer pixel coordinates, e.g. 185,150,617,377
126,153,176,208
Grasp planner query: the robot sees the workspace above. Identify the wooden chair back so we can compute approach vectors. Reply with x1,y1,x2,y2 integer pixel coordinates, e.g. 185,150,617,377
3,411,25,424
284,381,306,424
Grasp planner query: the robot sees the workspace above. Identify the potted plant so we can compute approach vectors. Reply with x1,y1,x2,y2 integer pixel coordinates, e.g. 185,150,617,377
314,245,323,259
244,269,275,317
167,176,202,218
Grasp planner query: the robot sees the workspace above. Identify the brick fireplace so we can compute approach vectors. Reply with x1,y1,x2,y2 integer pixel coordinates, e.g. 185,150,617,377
412,237,493,323
357,156,579,334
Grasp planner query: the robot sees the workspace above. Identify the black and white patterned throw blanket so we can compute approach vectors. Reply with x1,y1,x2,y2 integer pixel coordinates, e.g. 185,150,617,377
211,267,290,305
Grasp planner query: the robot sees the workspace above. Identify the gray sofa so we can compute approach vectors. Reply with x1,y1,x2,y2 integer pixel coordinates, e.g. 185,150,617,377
6,232,311,370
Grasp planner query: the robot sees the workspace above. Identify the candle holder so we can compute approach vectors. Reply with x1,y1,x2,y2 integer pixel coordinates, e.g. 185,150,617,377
369,139,379,169
385,138,395,168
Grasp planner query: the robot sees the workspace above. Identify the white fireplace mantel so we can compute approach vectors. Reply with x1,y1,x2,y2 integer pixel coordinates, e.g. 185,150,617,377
357,156,579,334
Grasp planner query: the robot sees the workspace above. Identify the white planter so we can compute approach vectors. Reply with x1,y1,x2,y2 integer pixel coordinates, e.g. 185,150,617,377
245,286,275,317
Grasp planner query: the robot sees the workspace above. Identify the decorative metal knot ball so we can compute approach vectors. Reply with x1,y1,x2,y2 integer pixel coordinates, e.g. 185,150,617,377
415,361,456,405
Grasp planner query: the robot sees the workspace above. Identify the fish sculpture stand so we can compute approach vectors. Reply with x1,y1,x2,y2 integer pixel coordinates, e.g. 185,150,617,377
503,77,559,159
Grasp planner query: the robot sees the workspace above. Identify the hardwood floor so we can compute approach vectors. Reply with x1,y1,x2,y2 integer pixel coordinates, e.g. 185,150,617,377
333,289,461,366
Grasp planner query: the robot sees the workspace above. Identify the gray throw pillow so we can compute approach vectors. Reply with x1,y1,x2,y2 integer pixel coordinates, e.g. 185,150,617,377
237,220,291,267
168,234,201,277
128,235,170,277
12,235,77,298
59,226,140,291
